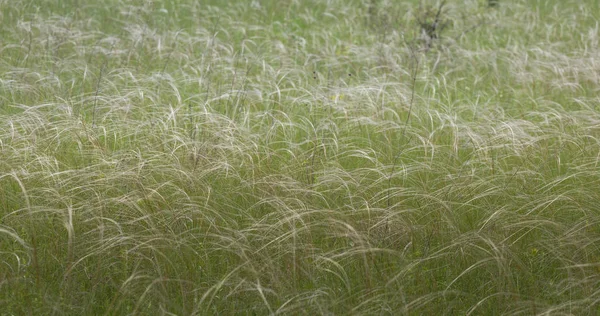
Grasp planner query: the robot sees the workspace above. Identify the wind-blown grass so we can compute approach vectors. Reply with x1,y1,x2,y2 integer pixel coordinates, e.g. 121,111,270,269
1,0,600,314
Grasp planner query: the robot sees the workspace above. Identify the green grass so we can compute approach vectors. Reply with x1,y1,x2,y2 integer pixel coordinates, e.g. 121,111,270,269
1,0,600,314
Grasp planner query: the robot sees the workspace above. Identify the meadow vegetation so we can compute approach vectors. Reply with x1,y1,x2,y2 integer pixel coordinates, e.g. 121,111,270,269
1,0,600,314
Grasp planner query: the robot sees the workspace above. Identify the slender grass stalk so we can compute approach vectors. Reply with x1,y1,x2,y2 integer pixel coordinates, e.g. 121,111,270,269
387,45,420,210
1,173,39,286
91,44,113,126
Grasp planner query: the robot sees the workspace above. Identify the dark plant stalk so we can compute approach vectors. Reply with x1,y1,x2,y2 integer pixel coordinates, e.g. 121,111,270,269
155,30,182,98
401,49,420,142
386,45,420,212
232,59,253,122
3,173,40,286
161,30,182,75
24,28,32,68
92,43,114,126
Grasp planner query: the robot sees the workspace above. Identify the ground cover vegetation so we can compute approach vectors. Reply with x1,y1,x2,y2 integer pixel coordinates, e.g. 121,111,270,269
1,0,600,314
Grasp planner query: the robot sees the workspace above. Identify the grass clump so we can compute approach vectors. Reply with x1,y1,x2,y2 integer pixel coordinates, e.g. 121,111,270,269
2,0,600,314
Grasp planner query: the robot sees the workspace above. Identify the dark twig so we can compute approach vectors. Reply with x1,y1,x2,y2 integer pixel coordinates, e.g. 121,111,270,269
92,42,115,126
387,44,420,211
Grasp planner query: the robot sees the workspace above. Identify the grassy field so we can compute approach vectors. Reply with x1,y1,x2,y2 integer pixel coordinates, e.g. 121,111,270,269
1,0,600,314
